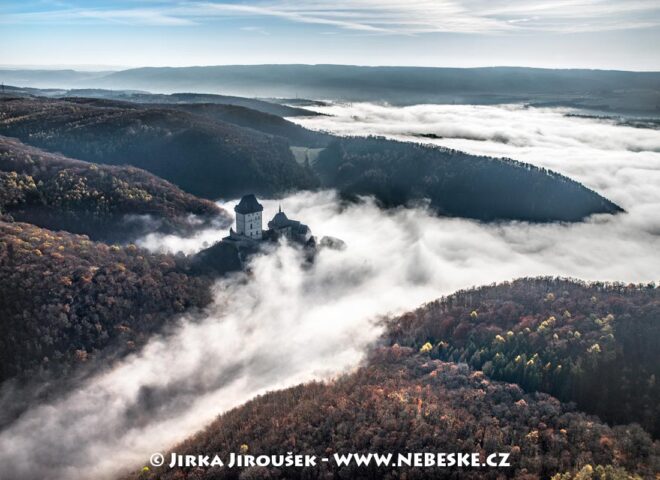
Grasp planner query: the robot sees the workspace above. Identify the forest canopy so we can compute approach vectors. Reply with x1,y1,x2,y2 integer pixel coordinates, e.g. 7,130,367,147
0,135,229,241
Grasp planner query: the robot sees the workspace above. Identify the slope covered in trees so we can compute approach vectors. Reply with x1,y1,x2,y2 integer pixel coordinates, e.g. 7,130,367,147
159,103,331,148
126,278,659,480
0,136,228,241
0,96,320,199
0,221,214,383
95,94,624,222
131,348,658,480
0,87,320,117
96,91,319,117
313,137,622,222
387,278,660,437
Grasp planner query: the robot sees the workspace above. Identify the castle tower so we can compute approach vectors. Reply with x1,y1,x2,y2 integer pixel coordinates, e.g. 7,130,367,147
234,194,263,240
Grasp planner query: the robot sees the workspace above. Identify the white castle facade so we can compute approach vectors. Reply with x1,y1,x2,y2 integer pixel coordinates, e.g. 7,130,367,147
233,194,263,240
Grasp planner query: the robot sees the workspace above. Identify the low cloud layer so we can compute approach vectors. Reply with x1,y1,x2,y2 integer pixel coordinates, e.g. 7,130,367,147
1,105,659,480
291,103,660,210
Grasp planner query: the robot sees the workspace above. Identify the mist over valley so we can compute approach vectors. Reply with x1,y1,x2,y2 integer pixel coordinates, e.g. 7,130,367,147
1,57,659,480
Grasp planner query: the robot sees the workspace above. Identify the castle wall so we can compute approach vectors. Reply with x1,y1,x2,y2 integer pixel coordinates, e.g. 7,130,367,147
236,211,262,239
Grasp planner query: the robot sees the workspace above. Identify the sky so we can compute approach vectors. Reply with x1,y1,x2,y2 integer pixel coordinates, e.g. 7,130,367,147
1,0,659,70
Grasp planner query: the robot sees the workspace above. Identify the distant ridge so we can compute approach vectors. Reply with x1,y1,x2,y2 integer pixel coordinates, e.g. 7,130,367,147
2,65,660,114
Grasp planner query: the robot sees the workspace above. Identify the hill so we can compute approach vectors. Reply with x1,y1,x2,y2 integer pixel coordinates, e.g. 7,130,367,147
0,136,228,242
102,92,319,118
0,221,215,383
131,348,658,480
157,102,330,148
0,96,320,199
0,95,623,222
126,277,660,480
313,137,622,222
387,278,660,437
0,84,320,118
0,69,109,89
64,93,622,222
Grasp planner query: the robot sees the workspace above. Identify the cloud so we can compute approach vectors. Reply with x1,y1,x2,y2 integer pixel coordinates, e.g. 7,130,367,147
193,2,395,33
1,105,659,479
241,25,270,35
3,0,659,33
0,223,387,479
3,192,660,479
0,6,198,26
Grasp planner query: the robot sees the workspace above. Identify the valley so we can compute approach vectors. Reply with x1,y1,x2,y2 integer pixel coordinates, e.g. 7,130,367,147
0,87,658,480
3,3,660,479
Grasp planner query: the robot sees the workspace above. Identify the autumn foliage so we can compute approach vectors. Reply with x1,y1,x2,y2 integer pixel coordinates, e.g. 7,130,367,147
133,349,658,480
0,221,213,381
0,135,227,241
387,278,660,437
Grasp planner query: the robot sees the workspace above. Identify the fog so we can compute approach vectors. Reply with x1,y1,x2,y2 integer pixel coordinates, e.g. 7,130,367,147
1,104,659,480
290,103,660,210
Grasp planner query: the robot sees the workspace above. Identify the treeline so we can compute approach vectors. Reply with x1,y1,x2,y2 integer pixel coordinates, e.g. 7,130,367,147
0,221,214,382
132,348,658,480
0,97,319,199
387,278,660,437
0,136,227,241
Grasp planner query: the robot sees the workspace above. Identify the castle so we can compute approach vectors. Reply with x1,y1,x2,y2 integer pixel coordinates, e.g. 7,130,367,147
223,194,313,246
189,194,343,274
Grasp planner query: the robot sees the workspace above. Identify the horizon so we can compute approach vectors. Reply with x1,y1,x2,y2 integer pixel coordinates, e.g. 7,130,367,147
2,63,660,74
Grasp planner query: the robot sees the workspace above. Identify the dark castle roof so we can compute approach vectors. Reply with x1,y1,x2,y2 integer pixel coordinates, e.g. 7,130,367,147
269,211,291,228
268,208,310,236
234,194,263,214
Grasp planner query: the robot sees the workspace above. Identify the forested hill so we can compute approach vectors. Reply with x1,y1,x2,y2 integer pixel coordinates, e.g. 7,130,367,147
0,221,214,384
156,102,331,148
1,95,622,222
135,357,659,480
162,102,622,221
387,278,660,438
130,281,660,480
0,96,320,199
312,137,622,222
96,91,319,117
0,136,228,242
0,85,319,118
